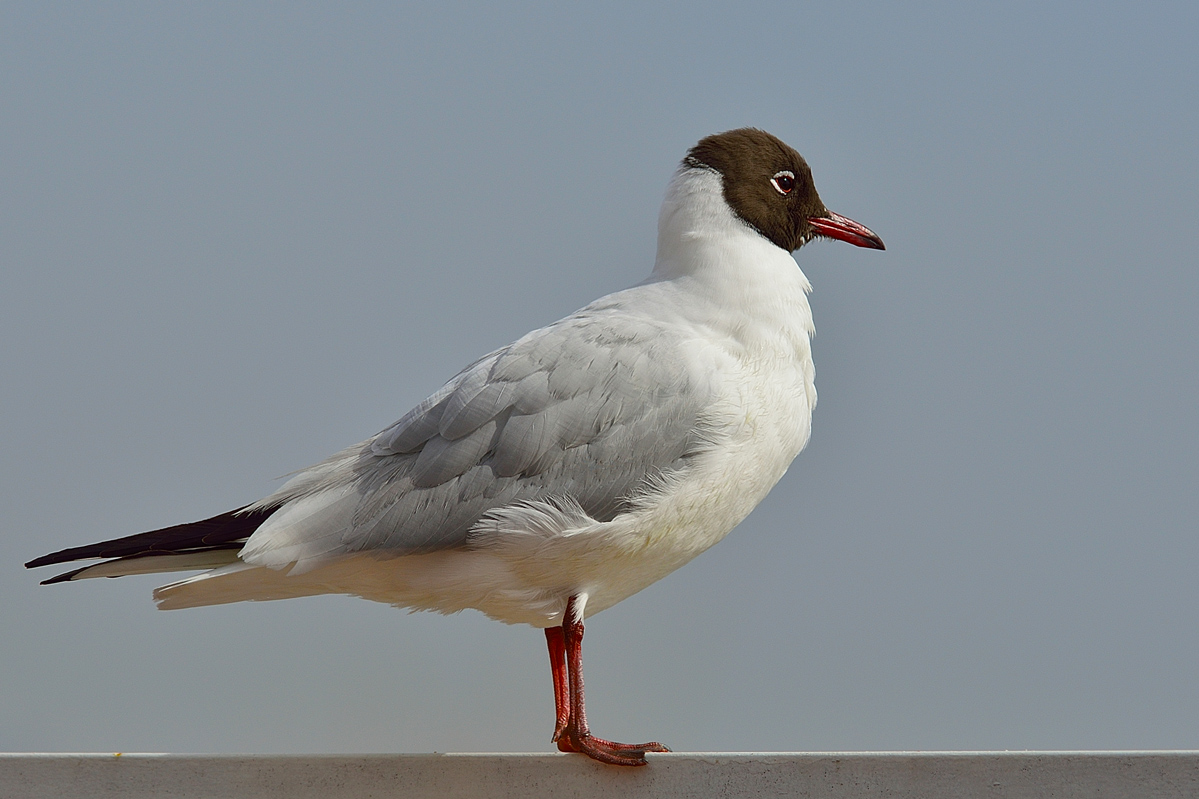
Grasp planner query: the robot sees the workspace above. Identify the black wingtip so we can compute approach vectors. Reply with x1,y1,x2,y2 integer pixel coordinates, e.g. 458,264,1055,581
26,505,277,577
26,553,66,570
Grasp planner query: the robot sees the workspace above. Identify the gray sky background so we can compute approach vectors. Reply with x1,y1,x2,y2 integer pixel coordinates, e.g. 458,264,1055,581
3,3,1198,754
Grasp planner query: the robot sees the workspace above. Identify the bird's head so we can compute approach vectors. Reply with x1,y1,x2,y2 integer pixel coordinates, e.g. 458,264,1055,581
684,128,885,252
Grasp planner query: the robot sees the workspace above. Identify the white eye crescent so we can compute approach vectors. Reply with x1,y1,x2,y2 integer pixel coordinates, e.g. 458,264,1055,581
771,170,795,195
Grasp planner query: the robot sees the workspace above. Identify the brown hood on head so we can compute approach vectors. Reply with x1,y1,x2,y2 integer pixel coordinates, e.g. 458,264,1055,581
685,128,884,252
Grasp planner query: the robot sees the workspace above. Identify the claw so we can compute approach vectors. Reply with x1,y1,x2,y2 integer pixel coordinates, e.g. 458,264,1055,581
544,597,671,767
567,732,667,766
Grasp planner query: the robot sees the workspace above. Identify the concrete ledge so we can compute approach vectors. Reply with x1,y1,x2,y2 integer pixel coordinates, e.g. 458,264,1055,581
2,752,1196,798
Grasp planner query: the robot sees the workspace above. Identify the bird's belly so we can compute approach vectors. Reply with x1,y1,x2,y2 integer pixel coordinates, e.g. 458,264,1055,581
477,355,815,623
585,382,813,613
326,355,815,627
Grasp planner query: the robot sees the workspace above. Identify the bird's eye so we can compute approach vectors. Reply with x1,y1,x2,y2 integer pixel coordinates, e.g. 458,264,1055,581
771,171,795,195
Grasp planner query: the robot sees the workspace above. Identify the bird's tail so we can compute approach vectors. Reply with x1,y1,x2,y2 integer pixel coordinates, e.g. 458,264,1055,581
24,506,277,585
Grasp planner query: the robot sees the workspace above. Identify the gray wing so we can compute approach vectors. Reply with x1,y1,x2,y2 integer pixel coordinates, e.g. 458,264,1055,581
267,305,713,559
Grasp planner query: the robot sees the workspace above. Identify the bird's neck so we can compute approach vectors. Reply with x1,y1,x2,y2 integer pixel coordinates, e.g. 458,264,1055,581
649,168,815,351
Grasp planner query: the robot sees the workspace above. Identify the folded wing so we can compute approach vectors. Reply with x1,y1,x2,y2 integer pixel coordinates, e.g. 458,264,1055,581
29,302,715,581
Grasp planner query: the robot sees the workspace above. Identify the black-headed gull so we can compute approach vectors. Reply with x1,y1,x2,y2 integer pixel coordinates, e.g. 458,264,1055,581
28,128,884,766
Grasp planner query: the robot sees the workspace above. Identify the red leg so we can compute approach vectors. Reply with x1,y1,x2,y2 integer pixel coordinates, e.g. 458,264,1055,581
549,594,670,766
544,627,573,749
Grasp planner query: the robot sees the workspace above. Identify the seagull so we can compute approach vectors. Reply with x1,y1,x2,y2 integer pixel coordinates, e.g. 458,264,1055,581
27,128,884,766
